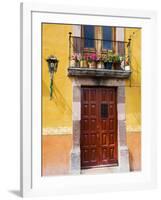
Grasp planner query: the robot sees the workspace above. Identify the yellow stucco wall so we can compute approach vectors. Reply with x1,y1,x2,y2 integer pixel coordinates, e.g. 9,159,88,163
42,24,141,134
42,24,72,135
125,28,141,132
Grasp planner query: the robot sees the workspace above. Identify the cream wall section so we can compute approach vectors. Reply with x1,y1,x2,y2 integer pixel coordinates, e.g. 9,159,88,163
42,24,73,135
125,28,141,132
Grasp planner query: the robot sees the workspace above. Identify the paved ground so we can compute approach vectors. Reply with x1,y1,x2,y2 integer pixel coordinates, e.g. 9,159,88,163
42,132,141,176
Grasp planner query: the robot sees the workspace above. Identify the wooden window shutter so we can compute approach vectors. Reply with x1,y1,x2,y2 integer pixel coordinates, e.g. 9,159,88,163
116,28,125,56
72,25,82,53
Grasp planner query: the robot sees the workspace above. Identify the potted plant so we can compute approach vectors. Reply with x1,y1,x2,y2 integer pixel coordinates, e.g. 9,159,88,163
70,53,80,67
80,54,88,68
86,53,97,69
96,54,104,69
102,53,113,70
124,60,131,71
70,54,76,67
113,55,122,70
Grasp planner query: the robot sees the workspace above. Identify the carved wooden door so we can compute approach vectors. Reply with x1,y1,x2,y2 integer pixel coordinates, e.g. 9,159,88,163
81,87,118,169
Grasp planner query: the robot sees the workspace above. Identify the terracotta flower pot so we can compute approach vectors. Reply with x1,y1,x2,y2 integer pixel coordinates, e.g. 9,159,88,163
70,60,76,67
113,62,122,70
88,61,96,69
80,60,88,68
97,61,104,69
70,60,80,67
125,65,130,71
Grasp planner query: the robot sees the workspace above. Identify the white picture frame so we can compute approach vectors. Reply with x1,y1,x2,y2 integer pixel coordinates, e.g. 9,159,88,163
20,2,157,197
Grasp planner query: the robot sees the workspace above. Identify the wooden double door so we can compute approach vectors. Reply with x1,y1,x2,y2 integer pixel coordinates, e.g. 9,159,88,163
81,87,118,169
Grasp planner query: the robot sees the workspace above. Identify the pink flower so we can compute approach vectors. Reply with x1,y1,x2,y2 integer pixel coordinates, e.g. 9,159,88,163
90,53,97,61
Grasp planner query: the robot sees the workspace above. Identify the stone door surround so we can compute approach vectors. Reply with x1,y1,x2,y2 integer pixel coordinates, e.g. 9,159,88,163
70,77,129,174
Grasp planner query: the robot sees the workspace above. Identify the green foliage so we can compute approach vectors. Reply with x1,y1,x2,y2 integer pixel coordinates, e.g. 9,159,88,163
102,51,123,63
112,55,121,63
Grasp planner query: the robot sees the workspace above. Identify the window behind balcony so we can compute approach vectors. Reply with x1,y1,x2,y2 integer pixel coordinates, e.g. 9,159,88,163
84,25,95,48
83,25,113,51
102,26,112,50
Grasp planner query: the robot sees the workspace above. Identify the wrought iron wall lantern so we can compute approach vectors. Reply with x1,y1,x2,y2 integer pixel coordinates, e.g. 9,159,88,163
46,55,59,100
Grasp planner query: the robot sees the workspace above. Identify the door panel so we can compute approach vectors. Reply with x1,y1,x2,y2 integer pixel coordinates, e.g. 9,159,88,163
81,87,118,169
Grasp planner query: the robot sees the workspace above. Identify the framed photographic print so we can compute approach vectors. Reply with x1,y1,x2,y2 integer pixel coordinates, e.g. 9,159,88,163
20,2,157,197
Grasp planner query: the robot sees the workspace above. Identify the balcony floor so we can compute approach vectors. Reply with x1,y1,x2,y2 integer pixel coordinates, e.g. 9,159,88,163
68,67,131,79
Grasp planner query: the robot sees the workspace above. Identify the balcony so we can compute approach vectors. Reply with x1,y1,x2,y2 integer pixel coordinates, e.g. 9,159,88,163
68,33,132,79
68,67,131,79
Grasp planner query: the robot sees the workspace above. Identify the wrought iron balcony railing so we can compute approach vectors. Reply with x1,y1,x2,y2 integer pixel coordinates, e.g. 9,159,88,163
68,32,132,78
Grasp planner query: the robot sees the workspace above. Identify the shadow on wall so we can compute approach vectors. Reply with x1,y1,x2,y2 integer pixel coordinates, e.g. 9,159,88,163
42,79,72,116
53,81,72,115
129,30,141,87
127,132,141,171
130,56,141,87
